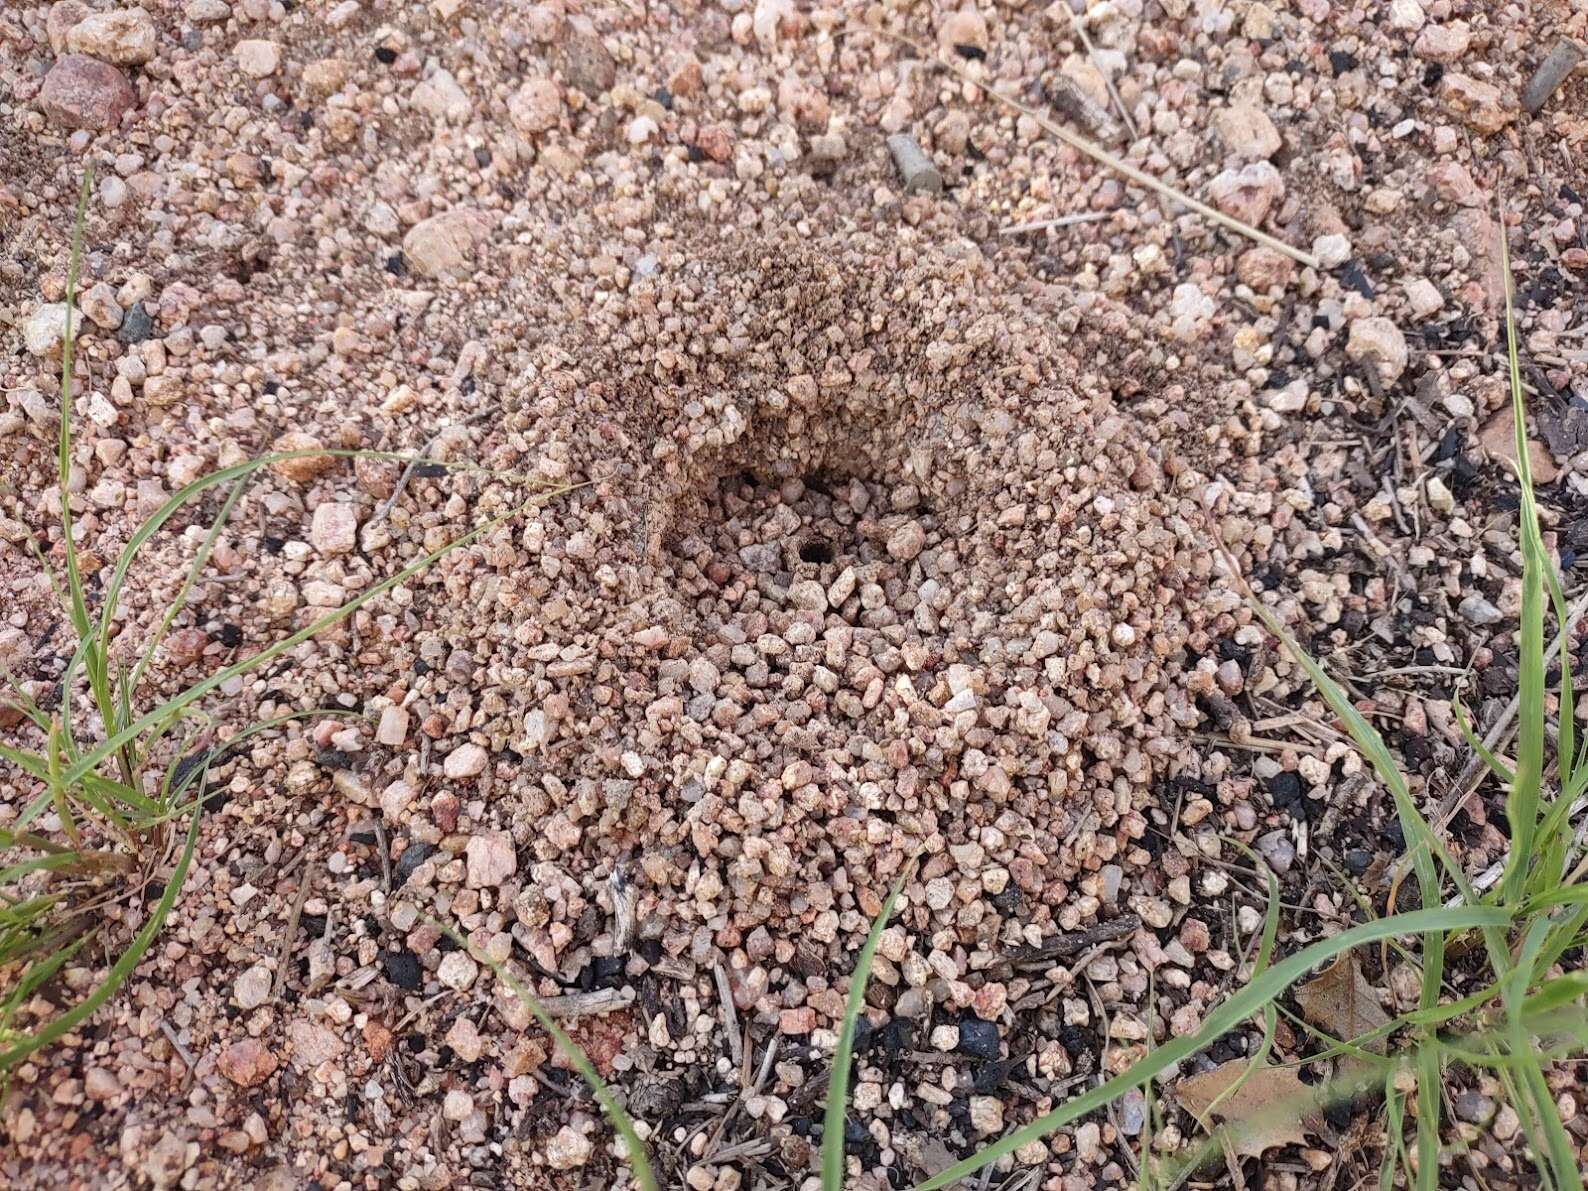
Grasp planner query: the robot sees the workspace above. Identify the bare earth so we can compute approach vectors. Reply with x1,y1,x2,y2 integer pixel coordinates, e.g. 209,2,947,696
2,0,1587,1187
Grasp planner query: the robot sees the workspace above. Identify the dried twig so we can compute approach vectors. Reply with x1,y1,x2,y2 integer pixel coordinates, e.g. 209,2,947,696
1000,913,1141,974
1064,5,1137,140
271,863,315,1003
841,25,1319,268
713,960,743,1070
999,211,1111,236
537,986,635,1019
367,402,501,530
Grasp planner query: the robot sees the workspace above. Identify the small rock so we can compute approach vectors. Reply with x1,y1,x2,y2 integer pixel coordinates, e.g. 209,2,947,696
1403,277,1444,318
1453,1090,1496,1124
778,1006,817,1034
411,68,472,122
1207,161,1284,226
48,1,92,54
309,502,359,555
302,56,350,97
956,1017,1000,1060
144,1132,192,1190
1387,0,1424,32
80,282,123,330
1255,828,1296,874
1168,283,1215,341
444,742,489,780
1459,594,1503,626
929,1024,960,1051
1236,246,1294,291
558,29,616,97
39,55,136,130
402,208,492,280
1441,72,1513,134
23,304,72,356
1345,316,1409,386
286,1020,343,1069
118,302,155,343
443,1088,474,1121
218,1038,279,1087
376,705,410,747
67,8,158,66
969,1095,1004,1135
269,432,334,484
84,1068,122,1101
1312,233,1352,269
508,77,561,133
545,1125,593,1170
445,1016,484,1062
234,964,273,1009
437,950,479,991
235,39,281,78
186,0,231,23
938,9,988,56
1413,21,1470,62
1214,102,1281,159
887,521,927,561
465,830,517,887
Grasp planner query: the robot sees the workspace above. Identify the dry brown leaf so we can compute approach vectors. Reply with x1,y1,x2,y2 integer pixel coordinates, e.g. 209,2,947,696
1478,407,1559,483
1175,1059,1322,1159
1294,953,1391,1052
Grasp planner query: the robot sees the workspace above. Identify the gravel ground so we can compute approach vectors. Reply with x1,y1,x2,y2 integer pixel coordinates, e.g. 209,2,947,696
2,1,1587,1188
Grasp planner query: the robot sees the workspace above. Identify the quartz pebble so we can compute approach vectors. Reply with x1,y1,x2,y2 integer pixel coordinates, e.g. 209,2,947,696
67,9,158,65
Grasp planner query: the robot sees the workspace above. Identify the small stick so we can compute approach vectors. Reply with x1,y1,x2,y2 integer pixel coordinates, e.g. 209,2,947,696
999,211,1110,236
842,25,1319,268
1064,5,1137,140
159,1019,197,1077
1522,39,1584,114
537,986,635,1019
271,864,314,1003
713,960,743,1070
1002,913,1141,968
374,820,393,894
367,402,501,530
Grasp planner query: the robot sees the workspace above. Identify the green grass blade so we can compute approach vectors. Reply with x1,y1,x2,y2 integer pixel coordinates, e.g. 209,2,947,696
54,172,92,655
1497,200,1547,907
823,866,911,1190
440,924,657,1191
1381,1077,1408,1191
1413,1041,1441,1191
912,905,1510,1190
1453,692,1515,785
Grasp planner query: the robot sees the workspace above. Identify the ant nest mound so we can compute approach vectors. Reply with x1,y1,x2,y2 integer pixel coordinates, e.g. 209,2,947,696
501,225,1237,938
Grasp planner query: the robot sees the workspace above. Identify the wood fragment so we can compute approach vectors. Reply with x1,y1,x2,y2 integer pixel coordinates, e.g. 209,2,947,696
536,986,635,1019
714,960,743,1070
1523,39,1584,114
886,133,943,194
998,913,1141,974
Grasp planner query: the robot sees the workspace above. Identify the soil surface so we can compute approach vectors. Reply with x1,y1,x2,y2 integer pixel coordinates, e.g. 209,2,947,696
2,1,1587,1188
